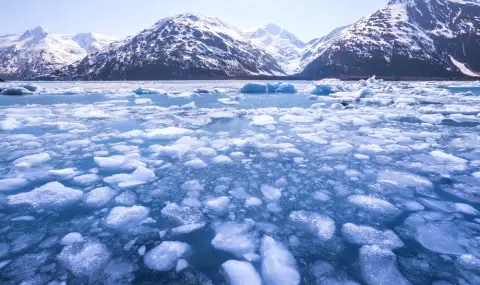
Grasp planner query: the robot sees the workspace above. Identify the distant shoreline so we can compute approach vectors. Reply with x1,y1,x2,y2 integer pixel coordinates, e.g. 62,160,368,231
2,75,479,82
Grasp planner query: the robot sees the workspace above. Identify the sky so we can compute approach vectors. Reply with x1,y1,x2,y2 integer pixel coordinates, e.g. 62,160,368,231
1,0,387,42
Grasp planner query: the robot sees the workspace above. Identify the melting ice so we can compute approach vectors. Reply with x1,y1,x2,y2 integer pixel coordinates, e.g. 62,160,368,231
0,79,480,284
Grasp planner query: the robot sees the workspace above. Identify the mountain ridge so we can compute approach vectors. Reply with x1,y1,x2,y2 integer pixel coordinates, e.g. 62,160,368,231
2,1,480,81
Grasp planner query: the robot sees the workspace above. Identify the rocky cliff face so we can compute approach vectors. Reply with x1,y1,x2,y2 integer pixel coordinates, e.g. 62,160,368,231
300,0,480,78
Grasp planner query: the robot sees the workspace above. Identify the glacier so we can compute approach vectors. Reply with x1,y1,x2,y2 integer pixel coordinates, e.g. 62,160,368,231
0,79,479,284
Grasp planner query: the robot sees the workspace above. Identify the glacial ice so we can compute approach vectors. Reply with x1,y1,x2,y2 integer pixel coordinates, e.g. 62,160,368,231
13,152,51,167
59,232,83,246
104,205,150,229
57,239,111,278
289,211,335,241
222,260,262,285
84,186,116,207
0,177,28,192
1,80,480,284
347,195,401,218
359,245,411,285
341,223,403,249
261,235,300,285
1,87,34,95
211,220,257,258
104,166,156,188
7,182,83,209
144,241,191,271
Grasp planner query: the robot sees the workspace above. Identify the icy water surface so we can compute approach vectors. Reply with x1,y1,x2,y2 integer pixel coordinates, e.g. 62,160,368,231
0,79,480,285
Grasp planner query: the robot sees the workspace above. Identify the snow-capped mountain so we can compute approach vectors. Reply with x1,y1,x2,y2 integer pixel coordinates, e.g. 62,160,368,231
245,23,305,74
0,26,116,80
299,0,480,78
48,14,285,80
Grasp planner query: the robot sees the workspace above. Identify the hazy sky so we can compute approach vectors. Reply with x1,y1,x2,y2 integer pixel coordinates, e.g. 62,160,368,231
1,0,387,41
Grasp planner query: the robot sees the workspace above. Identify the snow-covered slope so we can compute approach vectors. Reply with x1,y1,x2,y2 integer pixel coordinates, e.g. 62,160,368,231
49,14,285,80
245,24,305,74
0,26,116,80
300,0,480,78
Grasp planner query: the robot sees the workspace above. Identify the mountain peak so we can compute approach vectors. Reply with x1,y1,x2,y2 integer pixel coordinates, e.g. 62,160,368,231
20,25,48,40
264,23,282,35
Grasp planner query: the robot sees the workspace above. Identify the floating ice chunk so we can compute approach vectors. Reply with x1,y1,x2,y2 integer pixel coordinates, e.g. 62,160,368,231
251,115,276,126
132,87,167,95
261,235,300,285
347,195,400,217
449,114,480,122
218,97,239,105
84,187,116,208
312,191,331,201
134,98,152,105
212,155,234,165
289,211,335,241
359,144,385,154
0,118,21,130
430,150,467,166
205,196,230,212
181,102,196,109
182,180,204,192
105,205,149,229
170,223,206,236
359,245,410,285
184,159,208,169
325,142,354,155
115,190,137,206
72,106,111,119
144,127,194,140
10,215,35,221
402,200,425,211
94,153,145,170
48,168,77,179
7,182,83,209
298,133,328,144
419,114,444,124
222,260,262,285
240,83,268,93
0,178,28,192
161,202,204,225
279,114,314,124
144,241,190,271
5,107,52,118
1,87,34,95
245,197,263,207
57,239,111,278
261,184,281,201
13,152,50,168
305,84,333,95
275,83,297,93
60,232,83,246
65,139,91,147
73,174,100,185
455,203,479,216
211,221,256,257
401,214,466,255
456,254,480,284
176,259,189,273
148,144,192,159
377,170,432,190
341,223,403,249
104,166,156,188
